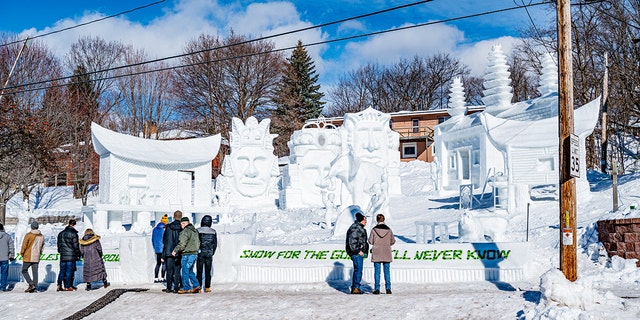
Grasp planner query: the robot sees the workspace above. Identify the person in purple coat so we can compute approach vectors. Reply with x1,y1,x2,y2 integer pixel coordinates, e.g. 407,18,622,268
79,229,110,291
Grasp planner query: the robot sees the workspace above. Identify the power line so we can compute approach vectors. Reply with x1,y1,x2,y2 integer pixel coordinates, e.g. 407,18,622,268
4,0,437,90
0,0,166,48
6,0,564,94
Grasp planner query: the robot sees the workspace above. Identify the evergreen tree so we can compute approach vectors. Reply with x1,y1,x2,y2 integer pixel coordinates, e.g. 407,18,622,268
271,40,325,156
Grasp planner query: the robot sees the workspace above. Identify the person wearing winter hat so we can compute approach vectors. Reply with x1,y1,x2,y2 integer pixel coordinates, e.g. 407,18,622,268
345,206,368,294
152,215,168,283
368,214,396,294
21,221,45,293
172,216,201,294
196,215,217,293
0,222,16,292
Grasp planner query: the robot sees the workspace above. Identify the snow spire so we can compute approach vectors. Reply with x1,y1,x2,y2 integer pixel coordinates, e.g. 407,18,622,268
447,77,468,117
537,53,558,95
481,44,513,115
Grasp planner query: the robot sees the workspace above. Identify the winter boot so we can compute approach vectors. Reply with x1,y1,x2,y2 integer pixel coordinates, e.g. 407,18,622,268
25,284,37,293
386,289,392,294
86,283,91,291
56,285,63,292
372,290,380,295
103,279,110,289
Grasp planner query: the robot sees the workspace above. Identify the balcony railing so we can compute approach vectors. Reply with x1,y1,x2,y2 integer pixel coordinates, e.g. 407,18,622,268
393,126,434,141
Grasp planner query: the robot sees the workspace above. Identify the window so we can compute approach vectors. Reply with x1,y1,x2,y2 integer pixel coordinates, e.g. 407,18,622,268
412,118,419,133
438,116,450,124
402,142,417,158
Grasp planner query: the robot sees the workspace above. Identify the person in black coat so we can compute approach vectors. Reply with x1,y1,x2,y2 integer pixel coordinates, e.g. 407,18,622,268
162,211,183,293
345,207,368,294
196,215,218,293
57,219,81,291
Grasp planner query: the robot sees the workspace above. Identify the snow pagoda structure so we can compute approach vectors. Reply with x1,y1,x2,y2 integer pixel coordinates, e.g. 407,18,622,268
434,47,600,213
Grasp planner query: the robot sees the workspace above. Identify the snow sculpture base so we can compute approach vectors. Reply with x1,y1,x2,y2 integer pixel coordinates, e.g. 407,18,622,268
119,235,155,283
233,243,530,283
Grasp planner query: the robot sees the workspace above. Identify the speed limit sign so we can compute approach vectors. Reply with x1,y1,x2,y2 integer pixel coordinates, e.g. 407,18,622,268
569,134,580,178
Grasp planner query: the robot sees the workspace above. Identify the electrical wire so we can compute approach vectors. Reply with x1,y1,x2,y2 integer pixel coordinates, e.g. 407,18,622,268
0,0,166,48
5,0,585,95
3,0,438,90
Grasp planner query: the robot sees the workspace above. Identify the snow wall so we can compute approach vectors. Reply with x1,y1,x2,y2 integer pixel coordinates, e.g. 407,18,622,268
8,235,529,284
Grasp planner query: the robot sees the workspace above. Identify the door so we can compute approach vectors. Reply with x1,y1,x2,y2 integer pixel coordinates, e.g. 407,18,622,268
177,170,194,206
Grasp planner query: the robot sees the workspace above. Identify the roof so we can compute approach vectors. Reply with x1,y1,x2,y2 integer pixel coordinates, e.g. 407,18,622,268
91,122,221,165
482,96,601,150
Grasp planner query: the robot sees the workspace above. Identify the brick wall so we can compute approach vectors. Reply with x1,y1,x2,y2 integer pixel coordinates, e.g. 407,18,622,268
597,218,640,267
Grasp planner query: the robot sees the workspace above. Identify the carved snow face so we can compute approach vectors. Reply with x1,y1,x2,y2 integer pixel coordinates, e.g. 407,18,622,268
230,147,275,198
352,121,389,167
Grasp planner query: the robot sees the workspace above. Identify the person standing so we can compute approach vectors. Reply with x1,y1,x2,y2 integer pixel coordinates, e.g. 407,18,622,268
162,210,183,293
152,214,168,283
21,221,45,293
196,215,217,293
79,229,110,291
172,216,200,294
57,219,81,291
368,214,395,295
0,223,15,292
345,207,368,294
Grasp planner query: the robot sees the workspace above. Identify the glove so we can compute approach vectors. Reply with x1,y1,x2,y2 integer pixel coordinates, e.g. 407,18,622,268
9,257,15,262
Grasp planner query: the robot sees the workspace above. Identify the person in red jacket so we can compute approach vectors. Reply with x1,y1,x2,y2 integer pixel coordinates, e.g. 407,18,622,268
368,214,395,294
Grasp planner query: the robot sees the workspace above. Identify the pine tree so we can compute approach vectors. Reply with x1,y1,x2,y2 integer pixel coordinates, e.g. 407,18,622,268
271,40,325,156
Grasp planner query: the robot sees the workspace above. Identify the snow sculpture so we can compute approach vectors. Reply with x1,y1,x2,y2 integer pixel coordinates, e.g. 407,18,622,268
90,122,221,233
482,44,513,115
538,53,558,95
333,107,400,214
131,211,152,235
332,205,363,238
324,149,388,218
322,190,338,229
458,211,508,242
15,209,34,250
280,118,342,208
435,47,601,213
341,107,400,169
448,77,468,117
216,117,279,209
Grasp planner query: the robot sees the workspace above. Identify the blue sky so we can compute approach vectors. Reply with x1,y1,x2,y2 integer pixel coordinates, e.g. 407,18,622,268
1,0,553,89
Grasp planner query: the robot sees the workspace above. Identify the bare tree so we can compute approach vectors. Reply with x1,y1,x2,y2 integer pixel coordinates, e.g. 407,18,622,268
519,0,640,171
64,36,127,204
0,36,62,223
112,47,176,138
326,54,469,116
173,32,284,140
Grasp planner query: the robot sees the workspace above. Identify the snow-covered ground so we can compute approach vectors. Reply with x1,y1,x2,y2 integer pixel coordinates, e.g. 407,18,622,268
1,161,640,319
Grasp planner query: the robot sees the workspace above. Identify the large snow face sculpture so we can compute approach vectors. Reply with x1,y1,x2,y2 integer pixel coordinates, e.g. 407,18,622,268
284,120,343,207
342,107,398,167
218,117,279,208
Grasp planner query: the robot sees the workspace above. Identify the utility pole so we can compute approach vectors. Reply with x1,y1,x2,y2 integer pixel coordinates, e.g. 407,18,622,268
557,0,577,281
600,52,609,173
0,37,28,101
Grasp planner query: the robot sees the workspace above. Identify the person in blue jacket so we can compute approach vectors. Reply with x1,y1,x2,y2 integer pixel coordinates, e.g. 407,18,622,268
152,214,168,283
